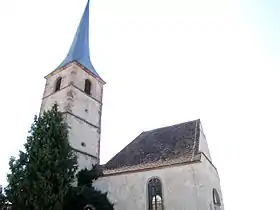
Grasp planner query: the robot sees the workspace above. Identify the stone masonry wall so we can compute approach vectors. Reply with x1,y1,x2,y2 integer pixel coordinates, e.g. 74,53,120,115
40,62,103,168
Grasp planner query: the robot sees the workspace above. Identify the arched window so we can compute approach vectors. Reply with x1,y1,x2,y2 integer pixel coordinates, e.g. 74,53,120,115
84,204,95,210
84,79,91,95
55,77,62,92
213,189,221,206
148,178,163,210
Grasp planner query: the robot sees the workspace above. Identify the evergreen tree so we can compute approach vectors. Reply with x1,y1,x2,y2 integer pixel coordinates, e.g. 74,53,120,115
0,185,6,209
63,165,114,210
5,104,78,210
77,165,103,187
0,185,10,210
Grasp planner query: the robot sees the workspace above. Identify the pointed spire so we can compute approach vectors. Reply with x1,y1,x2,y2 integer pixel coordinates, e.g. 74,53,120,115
56,0,102,80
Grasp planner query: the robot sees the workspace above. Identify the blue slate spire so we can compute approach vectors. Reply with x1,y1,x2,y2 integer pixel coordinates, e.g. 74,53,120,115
56,0,101,79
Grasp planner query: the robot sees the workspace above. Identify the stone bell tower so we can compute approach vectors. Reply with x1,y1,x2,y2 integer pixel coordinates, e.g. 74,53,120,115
40,0,105,170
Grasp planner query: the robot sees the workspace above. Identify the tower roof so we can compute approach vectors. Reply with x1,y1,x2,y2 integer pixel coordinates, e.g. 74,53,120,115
56,0,102,80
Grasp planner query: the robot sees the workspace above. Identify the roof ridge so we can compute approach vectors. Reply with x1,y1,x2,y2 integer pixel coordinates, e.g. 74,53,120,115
143,119,200,134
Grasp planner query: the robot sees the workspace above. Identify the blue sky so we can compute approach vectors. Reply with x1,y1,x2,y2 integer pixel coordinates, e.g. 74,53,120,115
0,0,279,210
242,0,279,55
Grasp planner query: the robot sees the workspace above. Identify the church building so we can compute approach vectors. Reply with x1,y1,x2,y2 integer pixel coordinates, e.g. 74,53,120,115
39,1,224,210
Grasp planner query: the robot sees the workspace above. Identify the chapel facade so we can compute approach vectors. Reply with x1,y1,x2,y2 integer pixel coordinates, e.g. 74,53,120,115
40,1,224,210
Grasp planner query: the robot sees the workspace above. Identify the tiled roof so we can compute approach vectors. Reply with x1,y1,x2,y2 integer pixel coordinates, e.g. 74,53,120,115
105,119,201,170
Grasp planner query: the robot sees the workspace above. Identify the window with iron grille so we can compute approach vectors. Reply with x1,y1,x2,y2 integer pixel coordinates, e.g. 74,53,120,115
148,178,163,210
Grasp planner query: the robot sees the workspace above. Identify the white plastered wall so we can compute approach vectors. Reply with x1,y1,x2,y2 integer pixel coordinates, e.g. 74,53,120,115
94,156,223,210
198,123,212,161
193,155,224,210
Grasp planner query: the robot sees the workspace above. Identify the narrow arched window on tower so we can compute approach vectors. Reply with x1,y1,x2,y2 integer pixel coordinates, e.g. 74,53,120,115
55,77,62,92
148,178,163,210
213,188,221,207
84,79,91,95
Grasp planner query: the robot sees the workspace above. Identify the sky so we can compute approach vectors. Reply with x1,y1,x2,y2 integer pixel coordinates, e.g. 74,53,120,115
0,0,279,209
